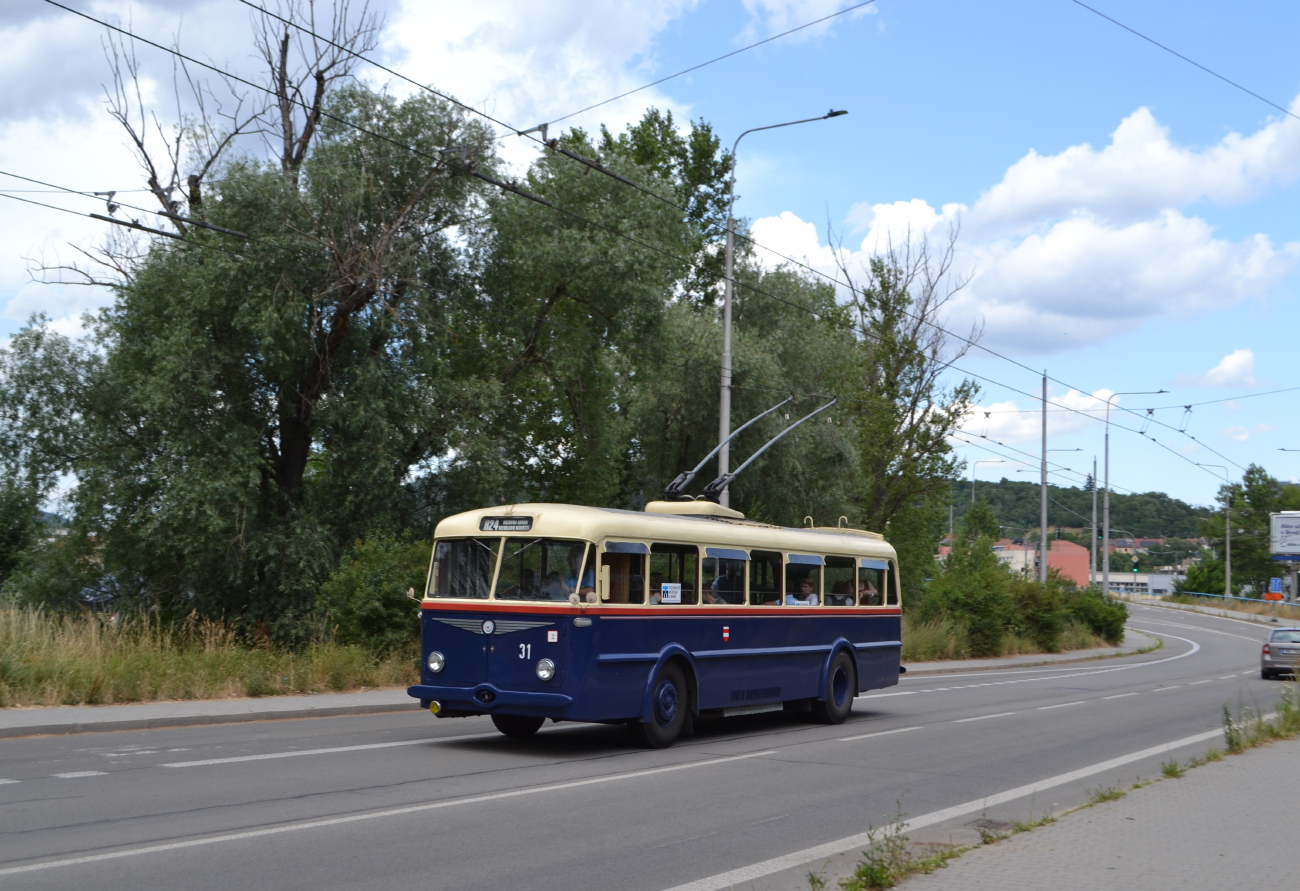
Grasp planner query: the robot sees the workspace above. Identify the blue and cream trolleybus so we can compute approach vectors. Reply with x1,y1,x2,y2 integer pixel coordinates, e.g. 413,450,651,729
407,497,903,747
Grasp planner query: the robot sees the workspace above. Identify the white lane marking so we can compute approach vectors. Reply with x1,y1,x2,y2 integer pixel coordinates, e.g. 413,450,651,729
51,772,106,779
1190,680,1212,685
0,750,777,878
1150,686,1181,692
838,726,921,742
161,733,499,768
1102,693,1140,700
856,691,915,700
1241,670,1253,675
1136,619,1262,643
1037,701,1085,710
953,712,1015,723
0,779,20,785
1219,676,1237,680
662,725,1232,891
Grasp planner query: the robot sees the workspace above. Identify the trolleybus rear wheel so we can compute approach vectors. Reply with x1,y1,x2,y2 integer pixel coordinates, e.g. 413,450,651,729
630,662,687,748
491,714,545,738
811,651,856,724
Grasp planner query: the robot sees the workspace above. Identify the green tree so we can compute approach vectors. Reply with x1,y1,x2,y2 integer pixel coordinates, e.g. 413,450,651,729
1195,463,1300,596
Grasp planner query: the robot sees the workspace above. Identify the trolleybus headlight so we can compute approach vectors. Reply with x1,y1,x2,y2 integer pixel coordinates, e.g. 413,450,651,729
536,658,556,681
427,651,445,673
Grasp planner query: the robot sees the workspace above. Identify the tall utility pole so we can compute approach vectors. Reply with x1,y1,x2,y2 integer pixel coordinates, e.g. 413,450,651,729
718,110,847,507
1090,456,1098,587
1040,372,1048,582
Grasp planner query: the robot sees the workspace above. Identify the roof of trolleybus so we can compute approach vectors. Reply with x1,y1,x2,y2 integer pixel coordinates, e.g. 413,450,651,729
430,501,898,568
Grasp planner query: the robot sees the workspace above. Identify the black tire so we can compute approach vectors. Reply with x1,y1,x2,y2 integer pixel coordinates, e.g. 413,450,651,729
811,650,856,724
491,714,545,738
630,662,688,748
1261,669,1273,681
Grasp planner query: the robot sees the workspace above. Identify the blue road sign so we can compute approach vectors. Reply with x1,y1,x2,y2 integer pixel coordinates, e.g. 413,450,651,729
1270,577,1283,594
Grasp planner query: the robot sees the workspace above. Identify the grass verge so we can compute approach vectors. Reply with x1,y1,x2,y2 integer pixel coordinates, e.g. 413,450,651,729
0,607,416,708
1162,593,1300,623
901,615,1113,663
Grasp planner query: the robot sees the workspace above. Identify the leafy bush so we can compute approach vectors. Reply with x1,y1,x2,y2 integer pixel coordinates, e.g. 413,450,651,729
1064,586,1127,643
317,531,431,652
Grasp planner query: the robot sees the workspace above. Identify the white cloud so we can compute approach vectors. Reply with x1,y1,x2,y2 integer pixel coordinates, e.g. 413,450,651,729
970,103,1300,230
1221,423,1275,443
1176,348,1261,388
958,388,1114,444
739,0,877,40
753,94,1300,355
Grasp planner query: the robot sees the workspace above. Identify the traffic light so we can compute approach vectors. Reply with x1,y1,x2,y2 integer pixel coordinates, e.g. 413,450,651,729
1132,555,1139,573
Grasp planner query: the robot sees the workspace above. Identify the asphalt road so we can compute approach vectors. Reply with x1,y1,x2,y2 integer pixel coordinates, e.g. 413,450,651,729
0,604,1281,891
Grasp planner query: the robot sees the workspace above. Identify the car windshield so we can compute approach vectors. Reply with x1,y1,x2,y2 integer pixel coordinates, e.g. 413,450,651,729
1269,630,1300,643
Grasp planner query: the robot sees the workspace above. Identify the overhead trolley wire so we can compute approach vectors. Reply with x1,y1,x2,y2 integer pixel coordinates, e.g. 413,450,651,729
43,1,1252,481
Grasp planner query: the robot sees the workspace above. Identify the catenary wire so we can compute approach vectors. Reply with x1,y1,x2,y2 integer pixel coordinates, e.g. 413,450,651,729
42,1,1254,480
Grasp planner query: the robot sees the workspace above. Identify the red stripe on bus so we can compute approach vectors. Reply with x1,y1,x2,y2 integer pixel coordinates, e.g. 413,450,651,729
420,601,900,617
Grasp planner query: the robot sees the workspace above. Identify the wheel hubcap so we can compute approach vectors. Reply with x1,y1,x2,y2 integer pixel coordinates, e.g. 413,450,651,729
831,666,849,708
654,679,679,726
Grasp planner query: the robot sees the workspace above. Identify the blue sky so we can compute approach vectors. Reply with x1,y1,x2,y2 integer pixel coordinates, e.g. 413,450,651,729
3,0,1299,514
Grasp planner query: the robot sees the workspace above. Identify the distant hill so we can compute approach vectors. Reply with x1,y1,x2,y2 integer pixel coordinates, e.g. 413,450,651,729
948,478,1211,539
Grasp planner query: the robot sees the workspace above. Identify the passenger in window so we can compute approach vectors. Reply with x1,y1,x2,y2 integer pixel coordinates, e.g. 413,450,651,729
648,572,666,604
501,568,537,600
543,570,567,600
785,577,819,605
565,548,595,599
827,580,854,606
705,561,743,604
859,571,882,606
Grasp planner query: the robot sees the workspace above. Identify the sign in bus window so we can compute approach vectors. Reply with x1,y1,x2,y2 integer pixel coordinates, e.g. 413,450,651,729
649,544,698,605
496,538,592,601
702,556,745,604
428,538,500,599
824,556,857,605
749,551,783,605
600,552,646,604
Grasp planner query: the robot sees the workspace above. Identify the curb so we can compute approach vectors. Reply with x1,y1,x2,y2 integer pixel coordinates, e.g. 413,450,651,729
1124,597,1289,627
0,701,420,740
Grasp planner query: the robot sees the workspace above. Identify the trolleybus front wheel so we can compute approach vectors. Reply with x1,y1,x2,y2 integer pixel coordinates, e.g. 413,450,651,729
491,714,546,738
630,662,687,748
811,651,856,724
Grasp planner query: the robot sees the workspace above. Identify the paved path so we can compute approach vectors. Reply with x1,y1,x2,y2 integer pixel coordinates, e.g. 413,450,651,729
897,733,1299,890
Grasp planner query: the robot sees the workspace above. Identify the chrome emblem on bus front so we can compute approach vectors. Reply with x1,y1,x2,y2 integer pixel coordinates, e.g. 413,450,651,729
482,620,495,635
430,617,554,635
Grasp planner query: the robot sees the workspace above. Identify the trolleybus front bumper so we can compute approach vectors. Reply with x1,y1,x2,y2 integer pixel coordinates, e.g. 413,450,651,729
407,683,573,716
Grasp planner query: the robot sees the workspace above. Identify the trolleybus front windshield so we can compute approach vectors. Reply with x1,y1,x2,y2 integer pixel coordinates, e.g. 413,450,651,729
428,538,499,599
496,538,593,601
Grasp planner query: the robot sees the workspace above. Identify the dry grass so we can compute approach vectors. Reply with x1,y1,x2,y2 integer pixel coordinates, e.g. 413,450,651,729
1164,593,1300,623
902,615,1109,663
0,607,416,708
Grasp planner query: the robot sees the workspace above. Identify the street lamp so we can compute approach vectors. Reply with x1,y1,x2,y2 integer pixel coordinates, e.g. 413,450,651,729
1197,463,1232,599
1102,389,1166,598
971,459,1006,503
717,109,848,507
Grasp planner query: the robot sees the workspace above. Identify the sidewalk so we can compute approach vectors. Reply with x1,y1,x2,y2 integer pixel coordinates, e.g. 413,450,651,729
897,735,1300,890
0,687,417,739
902,628,1158,676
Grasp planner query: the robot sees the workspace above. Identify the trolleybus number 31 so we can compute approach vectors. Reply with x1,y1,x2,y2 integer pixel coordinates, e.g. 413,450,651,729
519,643,531,659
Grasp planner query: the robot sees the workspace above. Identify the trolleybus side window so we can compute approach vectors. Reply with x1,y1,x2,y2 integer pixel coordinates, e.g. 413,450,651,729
702,550,746,604
601,542,647,604
785,554,824,605
497,538,590,601
429,538,500,599
886,559,899,605
824,556,857,605
749,551,783,605
858,559,888,606
649,544,699,605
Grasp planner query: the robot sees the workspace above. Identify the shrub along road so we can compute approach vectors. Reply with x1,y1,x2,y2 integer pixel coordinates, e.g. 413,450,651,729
0,604,1276,891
